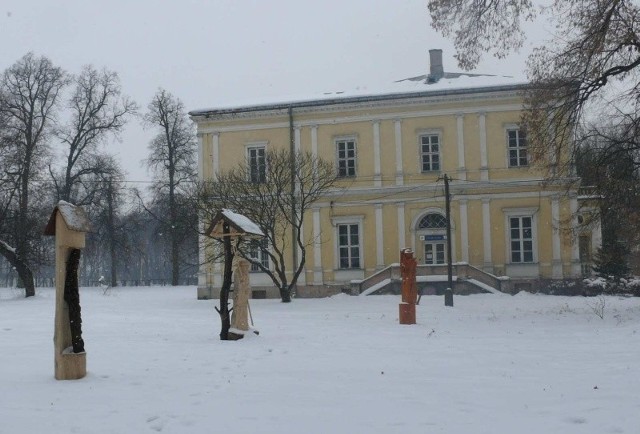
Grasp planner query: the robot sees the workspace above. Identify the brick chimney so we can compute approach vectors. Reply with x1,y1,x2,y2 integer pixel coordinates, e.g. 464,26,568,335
428,49,444,83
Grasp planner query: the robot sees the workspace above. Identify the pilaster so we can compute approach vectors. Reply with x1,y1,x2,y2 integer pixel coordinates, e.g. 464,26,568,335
394,119,404,185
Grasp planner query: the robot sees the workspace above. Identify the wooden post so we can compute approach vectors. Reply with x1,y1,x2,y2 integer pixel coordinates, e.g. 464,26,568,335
229,257,254,340
44,202,90,380
205,209,265,340
399,248,417,324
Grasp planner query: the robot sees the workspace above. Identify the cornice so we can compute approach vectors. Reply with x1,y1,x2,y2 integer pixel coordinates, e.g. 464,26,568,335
314,185,577,208
196,102,523,134
191,86,524,125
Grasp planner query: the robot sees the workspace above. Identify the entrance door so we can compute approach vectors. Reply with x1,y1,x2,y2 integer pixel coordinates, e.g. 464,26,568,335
424,242,446,265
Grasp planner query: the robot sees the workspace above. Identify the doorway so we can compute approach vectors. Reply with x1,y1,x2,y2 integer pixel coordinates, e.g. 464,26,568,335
424,242,446,265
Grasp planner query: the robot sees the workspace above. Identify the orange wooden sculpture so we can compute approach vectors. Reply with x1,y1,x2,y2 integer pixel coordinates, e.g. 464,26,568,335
399,248,417,324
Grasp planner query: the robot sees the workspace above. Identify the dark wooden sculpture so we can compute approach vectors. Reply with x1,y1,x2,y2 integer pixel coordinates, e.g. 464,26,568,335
64,248,85,353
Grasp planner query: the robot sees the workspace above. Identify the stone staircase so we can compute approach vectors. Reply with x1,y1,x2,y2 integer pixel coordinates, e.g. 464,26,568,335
352,262,511,296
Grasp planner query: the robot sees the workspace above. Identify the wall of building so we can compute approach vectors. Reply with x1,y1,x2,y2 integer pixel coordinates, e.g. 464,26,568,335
194,89,595,297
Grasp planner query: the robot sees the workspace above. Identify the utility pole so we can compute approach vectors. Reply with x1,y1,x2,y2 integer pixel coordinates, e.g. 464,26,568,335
444,174,454,307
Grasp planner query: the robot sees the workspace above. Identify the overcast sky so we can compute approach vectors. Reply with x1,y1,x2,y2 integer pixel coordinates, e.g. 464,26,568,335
1,0,547,184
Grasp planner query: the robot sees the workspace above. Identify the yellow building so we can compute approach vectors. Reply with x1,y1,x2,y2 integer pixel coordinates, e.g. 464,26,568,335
190,50,600,298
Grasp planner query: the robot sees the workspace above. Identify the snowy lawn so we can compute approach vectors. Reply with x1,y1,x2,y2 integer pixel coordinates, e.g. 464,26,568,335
1,287,639,434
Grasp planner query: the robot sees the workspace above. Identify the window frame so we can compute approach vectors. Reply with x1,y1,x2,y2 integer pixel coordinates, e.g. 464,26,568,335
335,136,357,178
246,143,267,183
332,216,364,270
503,208,538,264
248,238,270,272
505,125,528,168
418,131,442,173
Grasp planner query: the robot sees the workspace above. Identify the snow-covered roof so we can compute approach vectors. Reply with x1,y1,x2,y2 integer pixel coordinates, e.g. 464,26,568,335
190,73,527,117
44,200,91,235
206,209,264,239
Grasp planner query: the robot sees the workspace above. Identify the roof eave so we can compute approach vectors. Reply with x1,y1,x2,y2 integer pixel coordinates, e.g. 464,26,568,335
189,83,529,119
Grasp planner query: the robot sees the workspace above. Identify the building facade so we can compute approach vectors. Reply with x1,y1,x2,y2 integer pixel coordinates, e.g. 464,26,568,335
190,57,600,298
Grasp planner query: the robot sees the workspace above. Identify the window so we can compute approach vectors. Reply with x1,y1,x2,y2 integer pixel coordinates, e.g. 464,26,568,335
336,139,356,177
509,216,534,263
247,145,266,183
337,223,360,269
248,238,269,272
420,134,440,172
418,213,447,229
507,128,527,167
418,212,448,265
425,242,446,265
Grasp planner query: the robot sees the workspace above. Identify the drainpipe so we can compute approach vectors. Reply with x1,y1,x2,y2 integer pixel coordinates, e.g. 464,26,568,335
288,106,298,294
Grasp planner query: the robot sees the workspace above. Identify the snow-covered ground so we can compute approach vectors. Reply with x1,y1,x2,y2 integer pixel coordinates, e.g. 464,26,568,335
1,286,638,434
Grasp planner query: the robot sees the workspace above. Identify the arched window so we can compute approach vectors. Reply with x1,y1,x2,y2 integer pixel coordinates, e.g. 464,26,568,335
418,213,447,229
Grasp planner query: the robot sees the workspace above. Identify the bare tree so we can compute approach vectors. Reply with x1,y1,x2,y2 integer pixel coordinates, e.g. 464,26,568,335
52,65,137,204
428,0,640,264
576,120,640,277
0,53,67,297
428,0,640,177
143,89,197,286
198,149,338,303
75,158,128,287
428,0,536,70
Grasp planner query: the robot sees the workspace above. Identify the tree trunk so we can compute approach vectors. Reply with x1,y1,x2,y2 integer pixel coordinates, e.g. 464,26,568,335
106,179,118,287
171,237,179,286
0,241,35,297
215,223,233,340
279,286,292,303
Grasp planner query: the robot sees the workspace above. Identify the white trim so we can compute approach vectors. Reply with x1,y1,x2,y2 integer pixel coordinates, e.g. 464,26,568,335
397,202,406,253
459,199,469,263
551,198,563,278
311,125,318,181
331,215,365,270
312,207,322,284
331,215,365,225
244,140,268,148
197,133,205,182
311,125,318,157
456,113,466,180
501,206,539,215
313,185,573,206
411,208,456,265
213,260,222,287
503,207,539,265
294,126,301,153
417,129,442,174
478,112,488,181
482,199,492,270
373,120,381,187
248,238,271,273
410,207,451,232
375,204,384,268
592,218,602,258
212,132,220,178
394,120,404,185
197,232,206,287
245,142,268,182
505,125,528,168
194,101,524,132
334,135,358,178
570,195,581,277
